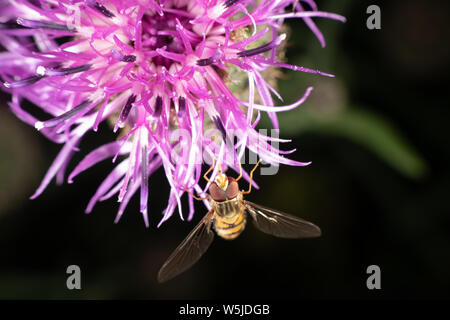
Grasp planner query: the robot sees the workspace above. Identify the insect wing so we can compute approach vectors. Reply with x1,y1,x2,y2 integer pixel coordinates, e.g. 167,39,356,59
243,200,321,239
157,211,215,283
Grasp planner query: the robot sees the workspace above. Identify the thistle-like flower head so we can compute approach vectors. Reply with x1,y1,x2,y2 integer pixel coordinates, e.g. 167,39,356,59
0,0,345,226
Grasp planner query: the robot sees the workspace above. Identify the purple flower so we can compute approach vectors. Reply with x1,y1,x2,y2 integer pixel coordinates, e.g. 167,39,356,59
0,1,345,227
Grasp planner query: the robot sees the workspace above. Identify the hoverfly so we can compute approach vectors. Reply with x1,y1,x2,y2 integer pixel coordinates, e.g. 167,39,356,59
157,159,321,283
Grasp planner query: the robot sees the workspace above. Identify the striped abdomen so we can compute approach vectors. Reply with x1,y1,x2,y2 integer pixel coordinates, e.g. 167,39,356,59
212,197,247,240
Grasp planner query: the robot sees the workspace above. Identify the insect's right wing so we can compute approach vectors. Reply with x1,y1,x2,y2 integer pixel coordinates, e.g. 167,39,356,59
243,200,321,239
157,211,215,283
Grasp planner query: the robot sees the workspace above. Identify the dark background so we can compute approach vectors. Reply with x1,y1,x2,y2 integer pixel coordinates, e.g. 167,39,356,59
0,0,449,299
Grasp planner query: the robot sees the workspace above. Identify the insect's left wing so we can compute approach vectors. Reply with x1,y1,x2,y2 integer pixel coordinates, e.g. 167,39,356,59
243,200,321,239
157,211,215,283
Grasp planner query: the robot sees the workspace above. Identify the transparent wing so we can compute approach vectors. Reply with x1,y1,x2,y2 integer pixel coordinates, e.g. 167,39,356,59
243,200,321,239
157,211,215,283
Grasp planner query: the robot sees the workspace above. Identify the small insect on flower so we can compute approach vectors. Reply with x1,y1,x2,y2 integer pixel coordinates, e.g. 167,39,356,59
157,159,321,283
0,1,346,227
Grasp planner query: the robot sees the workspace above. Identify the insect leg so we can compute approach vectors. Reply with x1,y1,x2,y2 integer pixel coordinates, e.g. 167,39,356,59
235,158,243,182
181,185,210,201
242,159,262,195
203,156,215,183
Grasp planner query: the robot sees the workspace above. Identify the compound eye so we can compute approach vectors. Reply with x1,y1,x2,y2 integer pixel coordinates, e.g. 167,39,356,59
209,182,226,202
225,178,239,200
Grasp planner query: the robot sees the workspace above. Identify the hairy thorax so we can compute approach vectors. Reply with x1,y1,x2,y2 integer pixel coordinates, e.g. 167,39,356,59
211,193,247,240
